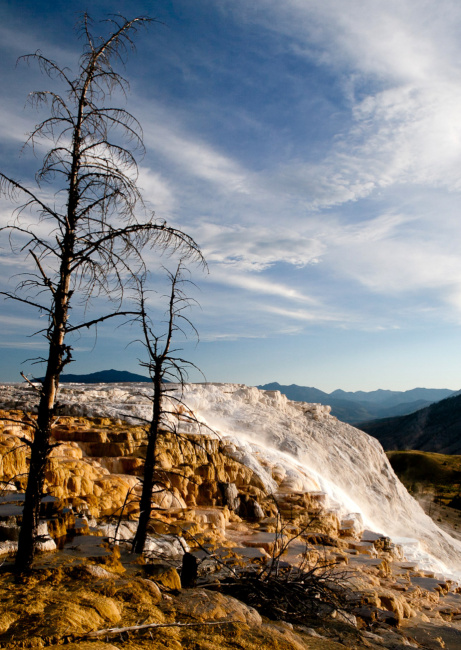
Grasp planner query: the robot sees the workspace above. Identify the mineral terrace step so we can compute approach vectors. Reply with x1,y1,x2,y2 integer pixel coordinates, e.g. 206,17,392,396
409,575,451,592
362,529,387,542
231,546,269,560
347,555,388,568
61,534,111,558
0,504,24,519
0,494,61,522
0,494,25,504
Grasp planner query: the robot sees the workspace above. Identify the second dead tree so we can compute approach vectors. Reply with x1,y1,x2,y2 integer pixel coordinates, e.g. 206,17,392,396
132,263,201,554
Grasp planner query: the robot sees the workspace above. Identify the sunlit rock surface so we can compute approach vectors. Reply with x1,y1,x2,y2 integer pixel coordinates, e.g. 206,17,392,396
1,381,461,578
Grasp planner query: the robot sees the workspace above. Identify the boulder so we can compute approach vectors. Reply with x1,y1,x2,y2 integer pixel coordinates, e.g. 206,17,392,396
144,563,181,590
173,589,262,626
220,482,240,510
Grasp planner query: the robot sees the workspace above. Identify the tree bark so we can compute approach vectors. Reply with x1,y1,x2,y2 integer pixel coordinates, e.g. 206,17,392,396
14,256,72,570
132,367,162,553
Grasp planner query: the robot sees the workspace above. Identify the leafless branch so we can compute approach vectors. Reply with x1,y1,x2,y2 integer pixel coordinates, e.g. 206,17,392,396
66,310,139,332
86,619,235,638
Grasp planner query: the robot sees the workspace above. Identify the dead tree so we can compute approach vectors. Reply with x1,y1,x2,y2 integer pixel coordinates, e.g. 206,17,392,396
0,14,203,572
132,262,200,553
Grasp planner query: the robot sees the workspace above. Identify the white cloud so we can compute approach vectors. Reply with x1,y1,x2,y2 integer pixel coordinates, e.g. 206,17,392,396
0,340,46,350
5,0,461,349
224,0,461,83
140,105,249,194
136,1,461,330
208,267,318,303
0,108,35,145
137,166,177,217
215,0,461,208
194,221,324,271
199,331,267,342
321,208,461,315
0,314,43,329
263,304,345,323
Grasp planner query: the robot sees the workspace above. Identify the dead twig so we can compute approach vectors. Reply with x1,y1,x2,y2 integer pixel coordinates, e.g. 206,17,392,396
20,372,41,393
86,619,236,637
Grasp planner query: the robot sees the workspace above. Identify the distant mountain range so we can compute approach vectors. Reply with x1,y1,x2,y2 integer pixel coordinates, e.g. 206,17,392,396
257,382,456,424
359,392,461,454
43,374,460,451
54,369,151,384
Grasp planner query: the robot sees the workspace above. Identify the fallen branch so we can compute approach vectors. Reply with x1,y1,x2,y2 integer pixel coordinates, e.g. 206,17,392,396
86,619,236,637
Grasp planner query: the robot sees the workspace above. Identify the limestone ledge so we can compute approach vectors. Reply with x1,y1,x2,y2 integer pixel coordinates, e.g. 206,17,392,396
0,411,336,530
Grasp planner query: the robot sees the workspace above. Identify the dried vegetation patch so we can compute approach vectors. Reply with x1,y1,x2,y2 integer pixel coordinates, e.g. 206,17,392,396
0,559,361,650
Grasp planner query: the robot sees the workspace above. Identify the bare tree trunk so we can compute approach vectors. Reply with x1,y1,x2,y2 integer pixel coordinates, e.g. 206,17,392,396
133,368,162,554
15,289,71,570
131,264,199,555
15,433,49,570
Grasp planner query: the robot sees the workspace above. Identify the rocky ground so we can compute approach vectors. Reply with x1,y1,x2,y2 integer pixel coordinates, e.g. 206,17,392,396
0,408,461,649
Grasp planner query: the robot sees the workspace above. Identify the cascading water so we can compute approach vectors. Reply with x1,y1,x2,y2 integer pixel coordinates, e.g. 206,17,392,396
170,383,461,579
2,381,461,578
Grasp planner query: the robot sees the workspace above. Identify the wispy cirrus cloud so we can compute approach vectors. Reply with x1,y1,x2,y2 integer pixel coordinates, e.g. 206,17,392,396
212,0,461,207
263,304,346,323
5,0,461,387
0,340,47,350
141,106,250,195
194,221,324,271
0,314,43,329
207,267,318,303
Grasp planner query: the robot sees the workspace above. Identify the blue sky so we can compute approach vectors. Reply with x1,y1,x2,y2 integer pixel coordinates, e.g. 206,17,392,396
2,0,461,391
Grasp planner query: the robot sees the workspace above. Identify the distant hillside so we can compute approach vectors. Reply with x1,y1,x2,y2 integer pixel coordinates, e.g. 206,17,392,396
360,393,461,454
53,369,151,384
257,382,455,424
330,387,455,406
259,383,329,403
387,450,461,488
